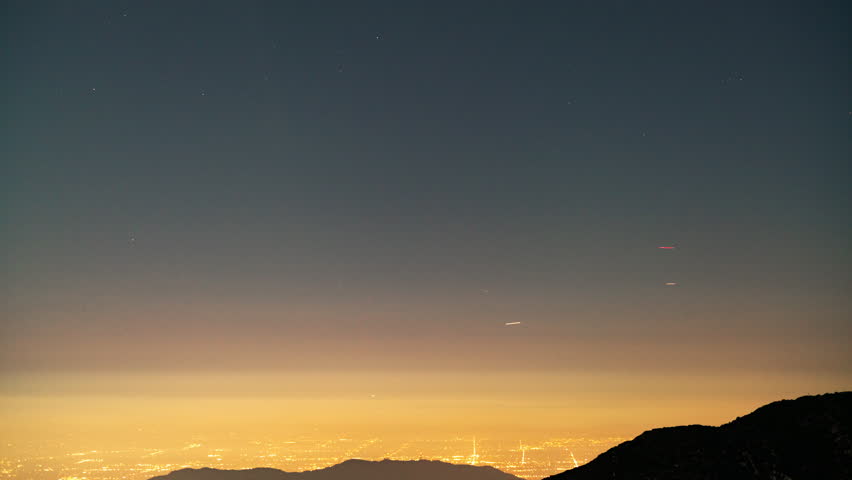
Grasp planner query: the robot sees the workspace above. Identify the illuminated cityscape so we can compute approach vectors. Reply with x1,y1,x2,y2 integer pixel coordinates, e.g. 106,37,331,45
0,434,625,480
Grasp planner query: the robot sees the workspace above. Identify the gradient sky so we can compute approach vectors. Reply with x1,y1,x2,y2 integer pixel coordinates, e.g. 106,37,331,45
2,0,851,448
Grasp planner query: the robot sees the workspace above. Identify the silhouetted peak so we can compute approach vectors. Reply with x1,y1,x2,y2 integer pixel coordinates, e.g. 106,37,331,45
546,391,852,480
150,458,522,480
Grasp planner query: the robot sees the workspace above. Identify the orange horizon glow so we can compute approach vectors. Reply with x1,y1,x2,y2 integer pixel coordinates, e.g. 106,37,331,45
2,369,849,480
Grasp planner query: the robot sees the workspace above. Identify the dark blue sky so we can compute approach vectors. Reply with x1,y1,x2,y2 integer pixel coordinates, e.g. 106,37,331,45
3,1,850,375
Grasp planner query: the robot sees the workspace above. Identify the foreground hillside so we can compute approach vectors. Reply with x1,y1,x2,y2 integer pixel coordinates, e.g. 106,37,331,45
149,458,522,480
546,392,852,480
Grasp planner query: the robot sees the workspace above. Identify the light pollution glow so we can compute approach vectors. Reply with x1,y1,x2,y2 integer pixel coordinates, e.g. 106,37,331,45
3,370,849,440
2,370,849,479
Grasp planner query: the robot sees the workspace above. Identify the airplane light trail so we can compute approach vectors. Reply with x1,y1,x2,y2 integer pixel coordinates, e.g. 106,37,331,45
658,246,676,249
505,322,521,326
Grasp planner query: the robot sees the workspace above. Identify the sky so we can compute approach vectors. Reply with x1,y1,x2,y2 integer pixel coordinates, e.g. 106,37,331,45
2,0,851,450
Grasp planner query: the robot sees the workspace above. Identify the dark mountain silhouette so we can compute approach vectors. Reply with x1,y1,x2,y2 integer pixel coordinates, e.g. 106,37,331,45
149,459,522,480
546,392,852,480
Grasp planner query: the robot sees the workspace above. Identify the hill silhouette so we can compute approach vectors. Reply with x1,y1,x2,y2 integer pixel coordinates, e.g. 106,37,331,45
148,459,522,480
546,392,852,480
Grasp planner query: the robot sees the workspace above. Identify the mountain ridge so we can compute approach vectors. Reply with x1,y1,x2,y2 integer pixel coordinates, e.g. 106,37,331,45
148,458,523,480
546,391,852,480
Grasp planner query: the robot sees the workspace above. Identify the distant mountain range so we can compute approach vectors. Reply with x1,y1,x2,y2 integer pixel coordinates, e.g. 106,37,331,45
148,459,522,480
546,391,852,480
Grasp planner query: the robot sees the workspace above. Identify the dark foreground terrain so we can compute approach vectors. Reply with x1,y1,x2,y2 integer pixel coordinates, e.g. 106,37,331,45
546,392,852,480
148,458,522,480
